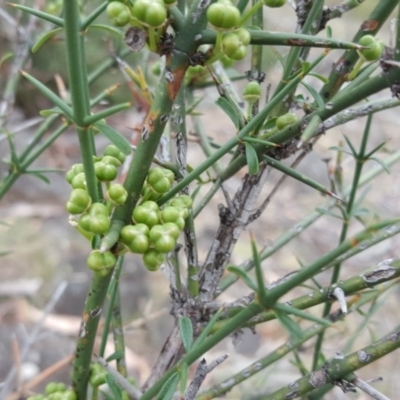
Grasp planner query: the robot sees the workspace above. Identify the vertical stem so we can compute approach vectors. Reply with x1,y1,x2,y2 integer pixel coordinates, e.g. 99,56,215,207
63,0,98,202
311,115,373,371
71,272,114,399
250,0,263,116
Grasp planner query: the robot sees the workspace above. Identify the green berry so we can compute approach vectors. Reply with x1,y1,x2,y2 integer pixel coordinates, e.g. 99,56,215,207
46,382,66,395
66,163,84,184
142,183,162,201
149,223,180,253
120,224,150,253
90,364,107,387
102,155,121,167
132,201,160,227
95,161,118,182
243,81,261,104
71,172,86,190
276,113,298,130
222,28,251,60
87,250,116,275
147,167,174,194
160,206,185,230
103,144,126,164
106,1,131,27
66,188,91,214
358,35,383,61
169,195,193,219
142,249,165,271
263,0,286,7
107,183,128,205
78,203,110,235
207,0,241,30
131,0,167,28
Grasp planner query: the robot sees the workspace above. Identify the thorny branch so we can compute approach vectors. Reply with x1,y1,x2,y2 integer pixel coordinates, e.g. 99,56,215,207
184,355,228,400
199,164,271,301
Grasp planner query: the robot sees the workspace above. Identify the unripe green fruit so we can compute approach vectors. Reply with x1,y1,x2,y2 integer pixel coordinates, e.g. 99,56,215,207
147,167,174,194
47,390,77,400
169,195,193,219
358,35,383,61
87,250,116,274
106,2,131,27
222,29,251,60
185,65,208,85
120,224,150,253
103,144,126,164
142,249,165,271
66,163,84,184
243,81,261,103
102,155,121,167
171,194,193,209
71,172,86,190
90,364,107,387
142,183,162,201
263,0,286,7
78,203,110,234
235,28,251,45
132,201,160,227
276,113,298,130
131,0,167,27
89,202,109,216
46,382,67,395
149,223,180,252
107,183,128,205
95,161,118,182
207,0,241,30
160,206,185,230
66,188,91,214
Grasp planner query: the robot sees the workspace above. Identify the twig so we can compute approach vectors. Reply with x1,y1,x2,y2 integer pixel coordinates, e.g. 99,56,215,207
351,375,390,400
184,355,228,400
96,356,143,399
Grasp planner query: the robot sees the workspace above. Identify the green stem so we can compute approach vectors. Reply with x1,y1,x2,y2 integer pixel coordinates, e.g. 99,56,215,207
99,257,124,358
72,271,114,399
63,0,98,202
312,115,373,371
199,29,365,50
264,325,400,400
111,290,127,377
238,1,263,26
80,1,108,30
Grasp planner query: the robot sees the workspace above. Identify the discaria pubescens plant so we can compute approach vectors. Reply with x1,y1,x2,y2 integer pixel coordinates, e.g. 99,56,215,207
1,0,400,399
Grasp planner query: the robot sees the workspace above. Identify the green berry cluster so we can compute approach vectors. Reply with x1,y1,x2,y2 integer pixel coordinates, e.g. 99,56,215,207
120,191,192,271
106,0,169,28
65,145,127,276
27,382,76,400
66,155,192,273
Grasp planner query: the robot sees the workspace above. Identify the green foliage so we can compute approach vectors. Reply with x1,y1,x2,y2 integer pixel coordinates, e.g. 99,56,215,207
2,1,400,400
